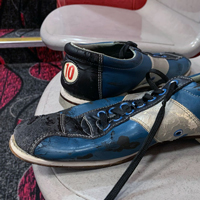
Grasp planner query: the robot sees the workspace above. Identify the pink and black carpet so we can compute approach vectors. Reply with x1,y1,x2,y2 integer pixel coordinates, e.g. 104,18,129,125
0,0,61,199
0,46,62,199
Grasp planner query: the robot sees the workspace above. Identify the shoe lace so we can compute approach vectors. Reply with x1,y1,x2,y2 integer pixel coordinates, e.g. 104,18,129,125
100,70,178,200
119,41,138,59
119,41,182,60
119,41,151,59
96,69,169,131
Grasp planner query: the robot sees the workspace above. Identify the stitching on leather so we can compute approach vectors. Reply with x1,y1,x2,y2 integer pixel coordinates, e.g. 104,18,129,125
66,52,141,70
60,114,66,135
31,79,193,144
132,98,200,135
74,77,192,119
67,54,99,66
182,89,200,98
73,94,167,139
81,118,91,136
70,43,102,55
62,78,193,139
66,53,140,70
98,54,102,99
68,78,193,139
82,116,94,136
29,132,62,155
74,101,123,119
99,50,143,70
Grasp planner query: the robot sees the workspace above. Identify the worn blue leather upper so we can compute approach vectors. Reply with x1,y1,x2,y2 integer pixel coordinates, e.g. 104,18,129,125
33,76,199,161
14,74,200,162
166,57,191,78
102,50,152,97
171,82,200,120
63,96,124,117
61,42,191,101
34,120,152,161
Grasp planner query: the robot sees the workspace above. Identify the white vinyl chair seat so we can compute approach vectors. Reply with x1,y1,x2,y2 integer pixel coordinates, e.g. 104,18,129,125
40,0,200,57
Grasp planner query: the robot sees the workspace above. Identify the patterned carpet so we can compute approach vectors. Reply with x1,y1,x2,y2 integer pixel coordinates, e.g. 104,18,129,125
0,48,62,199
18,166,45,200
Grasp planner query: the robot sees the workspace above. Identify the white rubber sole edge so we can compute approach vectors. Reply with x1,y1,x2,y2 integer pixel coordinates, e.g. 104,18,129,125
9,135,136,168
60,68,191,105
10,134,200,168
60,87,89,105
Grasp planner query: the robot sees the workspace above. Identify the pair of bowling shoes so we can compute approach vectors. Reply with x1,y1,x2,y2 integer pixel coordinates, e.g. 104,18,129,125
10,41,200,200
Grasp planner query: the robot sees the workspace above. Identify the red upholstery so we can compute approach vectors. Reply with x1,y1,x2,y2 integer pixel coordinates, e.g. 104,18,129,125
57,0,147,10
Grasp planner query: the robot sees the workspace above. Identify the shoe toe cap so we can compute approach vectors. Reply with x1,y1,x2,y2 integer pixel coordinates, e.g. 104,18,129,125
14,114,62,155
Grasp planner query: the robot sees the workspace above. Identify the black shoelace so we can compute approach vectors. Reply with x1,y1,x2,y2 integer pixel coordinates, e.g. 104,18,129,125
119,41,138,59
119,41,182,60
119,41,154,59
99,70,178,200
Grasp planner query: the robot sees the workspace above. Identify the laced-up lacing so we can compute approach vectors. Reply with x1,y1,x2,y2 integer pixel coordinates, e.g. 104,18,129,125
119,41,138,59
98,70,179,200
96,69,169,132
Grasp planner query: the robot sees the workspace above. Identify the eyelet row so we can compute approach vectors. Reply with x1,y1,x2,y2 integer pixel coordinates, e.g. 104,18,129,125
96,80,179,131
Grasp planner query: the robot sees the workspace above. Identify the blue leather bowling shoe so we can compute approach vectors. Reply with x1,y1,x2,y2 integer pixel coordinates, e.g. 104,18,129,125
10,70,200,199
60,41,191,104
10,70,200,169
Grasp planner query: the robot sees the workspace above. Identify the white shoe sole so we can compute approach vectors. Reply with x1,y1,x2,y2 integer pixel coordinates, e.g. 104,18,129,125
60,87,89,105
10,134,200,168
9,134,137,169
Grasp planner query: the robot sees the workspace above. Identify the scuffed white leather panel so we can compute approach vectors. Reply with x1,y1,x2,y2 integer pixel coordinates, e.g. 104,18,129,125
136,55,169,86
148,55,169,75
131,98,200,142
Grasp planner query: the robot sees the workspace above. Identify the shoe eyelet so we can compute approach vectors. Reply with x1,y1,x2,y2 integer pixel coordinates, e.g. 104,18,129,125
120,102,128,109
137,103,146,108
97,110,106,117
170,80,179,85
108,107,122,121
113,116,123,122
108,107,115,114
174,129,183,137
103,124,111,131
159,88,166,96
120,102,134,115
125,110,134,115
147,96,156,102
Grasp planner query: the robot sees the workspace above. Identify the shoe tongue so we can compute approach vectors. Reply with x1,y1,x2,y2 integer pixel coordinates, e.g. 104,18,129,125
61,113,102,138
119,41,138,59
61,115,90,137
81,115,99,137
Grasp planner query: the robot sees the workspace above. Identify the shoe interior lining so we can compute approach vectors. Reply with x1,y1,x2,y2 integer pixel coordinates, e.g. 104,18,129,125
76,42,134,59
